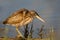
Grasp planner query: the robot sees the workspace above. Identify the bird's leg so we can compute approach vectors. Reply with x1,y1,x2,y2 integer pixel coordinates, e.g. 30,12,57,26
16,27,24,38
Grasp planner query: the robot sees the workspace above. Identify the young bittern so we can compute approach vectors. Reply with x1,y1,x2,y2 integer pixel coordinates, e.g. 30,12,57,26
3,8,45,38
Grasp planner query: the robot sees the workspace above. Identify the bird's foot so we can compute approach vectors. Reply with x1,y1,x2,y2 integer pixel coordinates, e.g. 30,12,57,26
16,35,25,40
17,34,25,38
16,34,25,40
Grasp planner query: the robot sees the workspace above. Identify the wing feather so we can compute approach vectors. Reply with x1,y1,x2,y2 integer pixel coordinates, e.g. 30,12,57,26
7,14,23,24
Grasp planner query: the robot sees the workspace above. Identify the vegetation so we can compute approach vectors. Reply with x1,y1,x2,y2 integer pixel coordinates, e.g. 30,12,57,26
0,24,55,40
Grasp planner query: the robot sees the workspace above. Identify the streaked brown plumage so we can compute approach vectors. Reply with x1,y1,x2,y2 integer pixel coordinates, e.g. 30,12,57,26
3,8,45,38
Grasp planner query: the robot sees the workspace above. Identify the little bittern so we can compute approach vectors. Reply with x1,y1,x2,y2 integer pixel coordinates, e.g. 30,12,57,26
3,8,45,38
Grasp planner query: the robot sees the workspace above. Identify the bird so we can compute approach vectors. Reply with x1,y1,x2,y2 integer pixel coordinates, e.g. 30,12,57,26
3,8,45,38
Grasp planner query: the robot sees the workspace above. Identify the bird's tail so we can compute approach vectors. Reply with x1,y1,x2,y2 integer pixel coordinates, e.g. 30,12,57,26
3,21,6,24
3,20,8,24
0,20,7,24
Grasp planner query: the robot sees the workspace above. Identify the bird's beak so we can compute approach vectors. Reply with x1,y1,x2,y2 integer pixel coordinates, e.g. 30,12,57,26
35,14,45,23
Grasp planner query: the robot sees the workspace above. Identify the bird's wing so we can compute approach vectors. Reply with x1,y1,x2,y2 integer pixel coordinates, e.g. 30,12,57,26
5,13,23,24
8,10,22,18
9,8,28,18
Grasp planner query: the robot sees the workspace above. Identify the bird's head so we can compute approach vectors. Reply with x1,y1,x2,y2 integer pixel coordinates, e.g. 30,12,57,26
30,10,46,23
